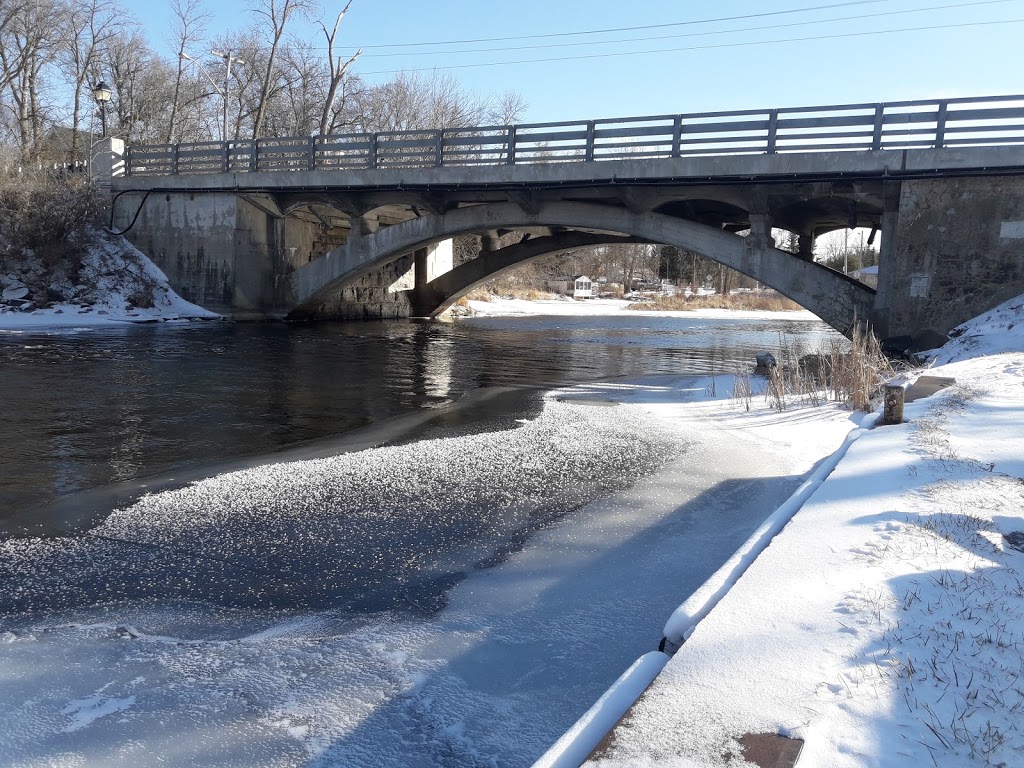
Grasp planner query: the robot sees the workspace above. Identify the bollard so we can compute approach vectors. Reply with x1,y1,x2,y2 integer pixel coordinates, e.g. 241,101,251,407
882,382,905,425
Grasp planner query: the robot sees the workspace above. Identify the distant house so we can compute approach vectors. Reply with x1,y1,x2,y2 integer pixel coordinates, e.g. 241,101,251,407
544,275,593,299
850,264,879,289
572,275,593,299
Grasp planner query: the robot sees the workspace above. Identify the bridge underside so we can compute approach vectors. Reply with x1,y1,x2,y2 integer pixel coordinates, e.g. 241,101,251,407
284,199,875,337
111,147,1024,342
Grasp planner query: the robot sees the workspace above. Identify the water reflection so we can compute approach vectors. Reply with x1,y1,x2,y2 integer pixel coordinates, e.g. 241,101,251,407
0,314,841,518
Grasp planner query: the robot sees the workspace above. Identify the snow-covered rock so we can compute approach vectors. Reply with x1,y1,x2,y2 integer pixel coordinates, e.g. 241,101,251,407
0,227,219,330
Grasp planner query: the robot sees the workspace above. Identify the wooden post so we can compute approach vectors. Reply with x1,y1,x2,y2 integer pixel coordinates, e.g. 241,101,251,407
506,125,517,165
883,382,905,425
766,110,778,154
671,115,682,158
307,136,316,170
584,120,596,161
934,101,948,149
871,104,885,150
434,129,444,167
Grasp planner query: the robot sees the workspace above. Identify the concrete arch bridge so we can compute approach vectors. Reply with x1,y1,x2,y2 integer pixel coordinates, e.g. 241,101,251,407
108,94,1024,342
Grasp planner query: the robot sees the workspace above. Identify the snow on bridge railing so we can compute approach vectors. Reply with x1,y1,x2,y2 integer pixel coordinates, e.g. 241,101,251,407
124,94,1024,177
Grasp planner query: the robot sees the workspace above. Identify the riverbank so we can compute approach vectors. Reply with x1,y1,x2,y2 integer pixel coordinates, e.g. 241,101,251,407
0,229,218,330
466,295,817,322
565,294,1024,767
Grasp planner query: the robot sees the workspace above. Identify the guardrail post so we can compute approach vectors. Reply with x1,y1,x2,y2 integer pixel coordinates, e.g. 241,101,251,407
872,104,885,150
934,101,948,149
249,141,258,172
434,129,444,167
171,144,179,175
368,133,378,169
672,115,682,158
585,120,595,161
222,141,229,173
307,136,316,170
766,109,778,154
506,125,517,165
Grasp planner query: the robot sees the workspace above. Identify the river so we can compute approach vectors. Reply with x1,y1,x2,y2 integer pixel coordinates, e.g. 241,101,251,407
0,309,841,767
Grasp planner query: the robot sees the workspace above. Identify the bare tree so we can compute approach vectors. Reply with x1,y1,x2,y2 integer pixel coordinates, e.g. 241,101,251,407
249,0,312,139
60,0,122,159
0,0,58,161
317,0,359,135
166,0,209,143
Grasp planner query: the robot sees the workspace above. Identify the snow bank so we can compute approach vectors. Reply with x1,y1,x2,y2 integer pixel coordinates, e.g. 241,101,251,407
0,228,218,330
465,296,818,322
588,293,1024,767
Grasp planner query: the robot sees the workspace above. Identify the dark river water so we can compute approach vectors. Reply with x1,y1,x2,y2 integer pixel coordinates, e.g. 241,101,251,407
0,312,839,529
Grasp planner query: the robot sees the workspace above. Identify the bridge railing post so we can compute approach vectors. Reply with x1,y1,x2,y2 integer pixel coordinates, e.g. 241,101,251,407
671,115,682,158
872,104,885,150
766,109,778,154
584,120,595,161
222,141,229,173
506,125,517,165
171,144,179,175
307,136,316,170
434,129,444,167
249,140,259,172
934,100,948,149
368,133,378,169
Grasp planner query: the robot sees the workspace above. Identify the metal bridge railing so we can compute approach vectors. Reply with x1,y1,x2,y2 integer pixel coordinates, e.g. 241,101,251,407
124,94,1024,177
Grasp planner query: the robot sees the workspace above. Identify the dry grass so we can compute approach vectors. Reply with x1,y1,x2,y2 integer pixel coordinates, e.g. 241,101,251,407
627,292,803,312
759,326,903,412
464,286,561,302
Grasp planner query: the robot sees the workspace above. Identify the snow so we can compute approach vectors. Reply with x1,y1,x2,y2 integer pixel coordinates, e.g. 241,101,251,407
466,296,818,322
0,229,219,330
586,292,1024,767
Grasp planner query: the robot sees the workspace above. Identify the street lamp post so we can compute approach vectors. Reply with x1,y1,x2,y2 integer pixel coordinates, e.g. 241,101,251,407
92,80,112,139
211,50,245,143
179,50,244,142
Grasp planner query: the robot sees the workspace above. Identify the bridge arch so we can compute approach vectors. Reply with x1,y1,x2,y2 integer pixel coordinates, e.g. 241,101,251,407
415,232,650,317
289,201,876,336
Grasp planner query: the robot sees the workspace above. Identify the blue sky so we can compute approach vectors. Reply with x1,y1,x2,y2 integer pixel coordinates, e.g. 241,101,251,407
119,0,1024,122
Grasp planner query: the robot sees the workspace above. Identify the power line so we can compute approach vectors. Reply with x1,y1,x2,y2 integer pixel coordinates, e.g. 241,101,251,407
359,18,1024,76
356,0,1020,58
352,0,887,50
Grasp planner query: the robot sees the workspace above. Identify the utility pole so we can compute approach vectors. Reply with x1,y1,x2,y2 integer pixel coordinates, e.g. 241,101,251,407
179,50,245,142
211,50,245,142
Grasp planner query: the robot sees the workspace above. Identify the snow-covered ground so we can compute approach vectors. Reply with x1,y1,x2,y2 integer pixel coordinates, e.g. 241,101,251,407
579,294,1024,767
0,229,218,330
466,296,819,323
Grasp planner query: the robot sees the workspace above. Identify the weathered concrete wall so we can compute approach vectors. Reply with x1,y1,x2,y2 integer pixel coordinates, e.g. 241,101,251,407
116,192,432,321
885,175,1024,339
117,191,244,315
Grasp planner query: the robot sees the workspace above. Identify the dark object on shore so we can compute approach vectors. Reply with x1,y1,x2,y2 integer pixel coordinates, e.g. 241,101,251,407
754,351,777,375
727,733,804,768
905,375,956,403
882,380,906,425
882,329,949,359
1005,531,1024,553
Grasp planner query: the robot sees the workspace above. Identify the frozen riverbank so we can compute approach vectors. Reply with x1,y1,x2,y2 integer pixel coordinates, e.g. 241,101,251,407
0,366,860,766
583,295,1024,767
0,230,218,330
466,296,818,323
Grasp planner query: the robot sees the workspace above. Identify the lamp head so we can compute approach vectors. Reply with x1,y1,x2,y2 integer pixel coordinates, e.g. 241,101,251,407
92,81,112,104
